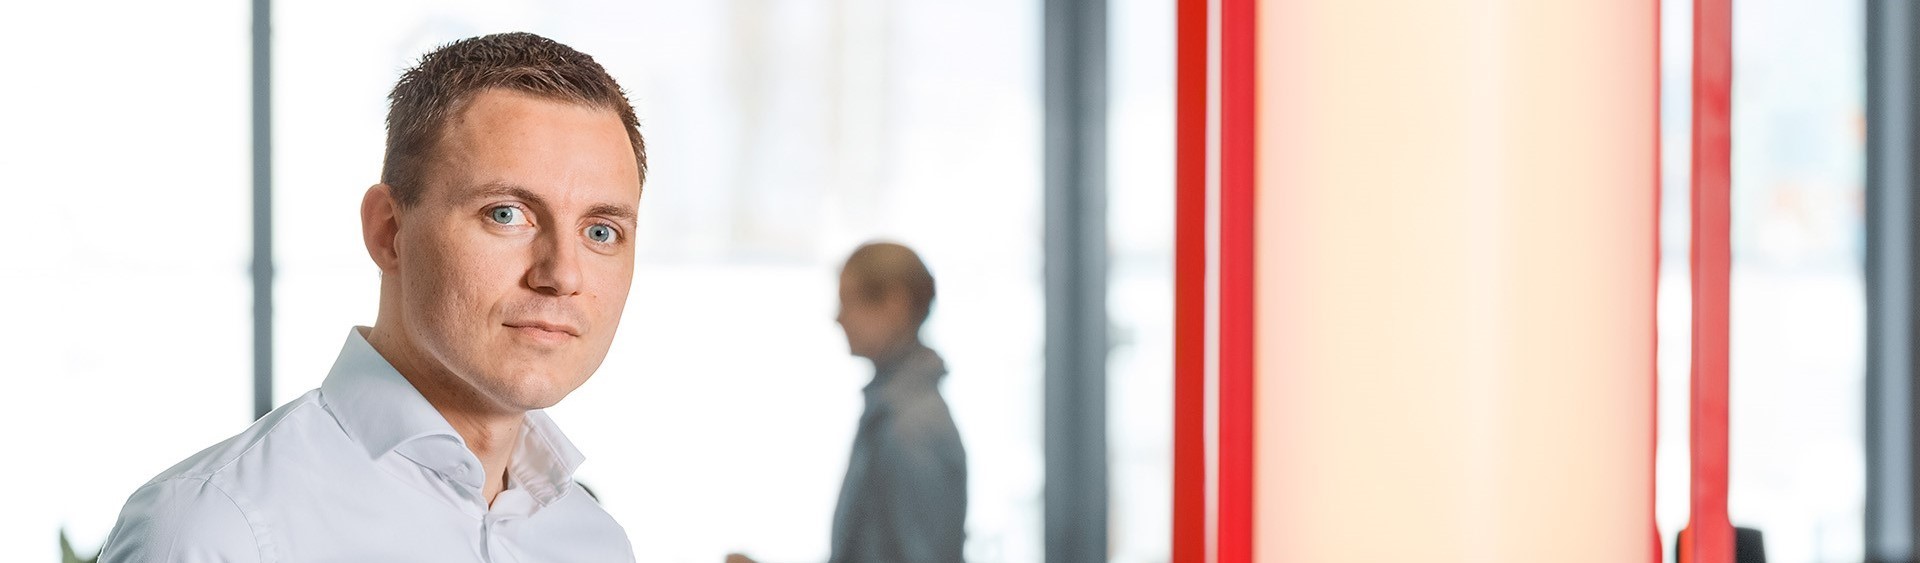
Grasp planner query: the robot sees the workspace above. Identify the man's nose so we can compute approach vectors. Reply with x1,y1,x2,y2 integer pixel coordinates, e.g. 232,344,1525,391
526,228,583,296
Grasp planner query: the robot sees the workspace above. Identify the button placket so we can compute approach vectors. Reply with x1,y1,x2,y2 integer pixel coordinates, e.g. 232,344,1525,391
481,515,520,563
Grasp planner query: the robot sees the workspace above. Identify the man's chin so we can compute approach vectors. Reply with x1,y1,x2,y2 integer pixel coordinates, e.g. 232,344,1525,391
468,363,587,410
486,382,573,412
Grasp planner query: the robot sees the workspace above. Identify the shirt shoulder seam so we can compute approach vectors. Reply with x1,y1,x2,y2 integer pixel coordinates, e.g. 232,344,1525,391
197,477,272,562
137,476,267,563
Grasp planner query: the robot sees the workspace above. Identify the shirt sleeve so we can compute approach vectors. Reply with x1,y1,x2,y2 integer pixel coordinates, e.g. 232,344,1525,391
98,477,264,563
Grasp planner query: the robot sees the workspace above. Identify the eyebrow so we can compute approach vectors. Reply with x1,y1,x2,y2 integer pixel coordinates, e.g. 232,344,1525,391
585,203,639,226
468,181,638,227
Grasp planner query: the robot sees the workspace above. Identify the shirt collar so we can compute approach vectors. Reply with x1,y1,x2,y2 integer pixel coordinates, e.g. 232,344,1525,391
320,327,464,461
864,342,947,404
319,327,587,506
511,410,588,506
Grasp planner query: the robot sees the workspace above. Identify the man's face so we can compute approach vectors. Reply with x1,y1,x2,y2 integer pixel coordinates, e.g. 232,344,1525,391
388,89,640,412
836,271,911,360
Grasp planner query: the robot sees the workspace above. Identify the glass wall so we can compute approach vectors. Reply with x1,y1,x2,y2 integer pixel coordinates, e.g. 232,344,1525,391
1107,0,1173,562
1656,1,1867,562
270,1,1044,561
0,2,255,560
1727,1,1866,560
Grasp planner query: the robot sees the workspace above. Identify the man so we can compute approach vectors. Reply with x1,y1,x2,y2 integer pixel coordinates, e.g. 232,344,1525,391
100,32,646,562
827,242,967,562
728,242,967,563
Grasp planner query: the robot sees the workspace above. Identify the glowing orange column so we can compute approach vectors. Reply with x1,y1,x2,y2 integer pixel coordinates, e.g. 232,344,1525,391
1252,2,1660,561
1174,2,1661,562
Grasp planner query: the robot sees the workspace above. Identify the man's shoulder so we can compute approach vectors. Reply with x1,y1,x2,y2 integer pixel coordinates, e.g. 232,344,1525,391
881,392,961,442
98,475,266,562
139,389,332,487
100,390,339,562
873,392,966,475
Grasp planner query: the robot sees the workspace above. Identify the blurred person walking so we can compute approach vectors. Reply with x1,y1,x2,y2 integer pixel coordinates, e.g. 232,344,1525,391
731,242,967,563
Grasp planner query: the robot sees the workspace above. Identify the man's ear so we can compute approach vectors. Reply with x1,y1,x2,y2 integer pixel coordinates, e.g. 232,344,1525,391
882,290,917,331
361,184,402,273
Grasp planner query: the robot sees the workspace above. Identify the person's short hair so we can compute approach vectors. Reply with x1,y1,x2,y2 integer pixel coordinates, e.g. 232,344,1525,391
381,32,647,207
844,242,937,328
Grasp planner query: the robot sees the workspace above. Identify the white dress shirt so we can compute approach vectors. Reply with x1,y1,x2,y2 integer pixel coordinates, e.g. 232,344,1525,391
98,327,635,562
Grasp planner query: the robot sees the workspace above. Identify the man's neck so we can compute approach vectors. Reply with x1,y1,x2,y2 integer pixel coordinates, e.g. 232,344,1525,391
868,336,925,374
431,401,522,506
366,325,522,507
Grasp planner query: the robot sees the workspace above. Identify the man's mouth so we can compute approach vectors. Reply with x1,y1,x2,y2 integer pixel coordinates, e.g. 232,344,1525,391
503,320,581,337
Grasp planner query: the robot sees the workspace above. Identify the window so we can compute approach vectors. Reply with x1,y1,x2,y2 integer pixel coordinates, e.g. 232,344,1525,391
0,2,253,559
1108,0,1174,561
1656,1,1866,561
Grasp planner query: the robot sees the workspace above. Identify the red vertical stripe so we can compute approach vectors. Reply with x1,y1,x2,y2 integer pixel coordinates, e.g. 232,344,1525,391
1172,0,1209,560
1689,0,1734,561
1219,0,1257,560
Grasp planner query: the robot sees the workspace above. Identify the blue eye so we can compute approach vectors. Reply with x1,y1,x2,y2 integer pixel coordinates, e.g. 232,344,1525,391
585,224,617,243
489,206,525,225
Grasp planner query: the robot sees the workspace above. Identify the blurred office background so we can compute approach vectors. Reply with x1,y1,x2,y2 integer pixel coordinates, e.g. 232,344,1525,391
0,0,1885,562
0,0,1170,561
